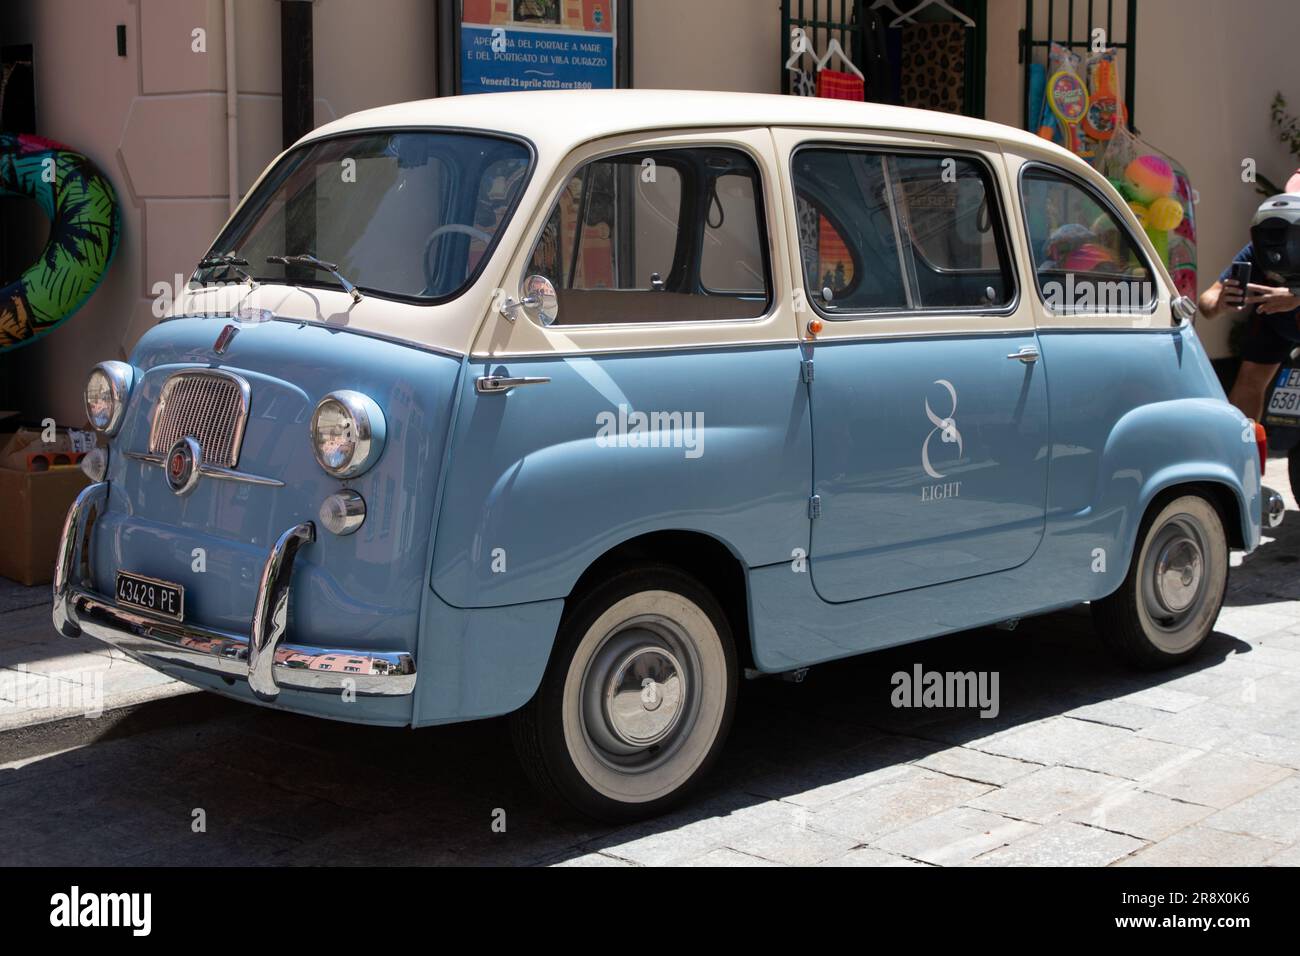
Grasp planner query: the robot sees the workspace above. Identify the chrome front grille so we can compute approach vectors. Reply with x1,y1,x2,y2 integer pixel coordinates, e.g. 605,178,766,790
148,370,250,468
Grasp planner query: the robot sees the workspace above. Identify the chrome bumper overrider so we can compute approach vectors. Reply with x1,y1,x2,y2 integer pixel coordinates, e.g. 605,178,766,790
1263,486,1286,530
52,482,416,699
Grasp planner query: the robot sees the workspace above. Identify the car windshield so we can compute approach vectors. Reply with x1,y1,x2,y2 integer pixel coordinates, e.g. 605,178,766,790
201,131,531,302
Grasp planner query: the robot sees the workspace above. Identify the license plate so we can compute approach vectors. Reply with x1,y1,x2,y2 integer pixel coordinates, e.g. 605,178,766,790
1266,383,1300,425
115,571,185,621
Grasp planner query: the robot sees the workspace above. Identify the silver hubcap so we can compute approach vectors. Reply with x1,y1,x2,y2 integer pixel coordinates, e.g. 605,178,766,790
605,646,685,747
580,618,699,767
1142,515,1209,631
1153,535,1203,613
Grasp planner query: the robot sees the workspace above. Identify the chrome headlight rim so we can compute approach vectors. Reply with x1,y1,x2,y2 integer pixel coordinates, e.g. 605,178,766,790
85,361,134,436
310,390,386,479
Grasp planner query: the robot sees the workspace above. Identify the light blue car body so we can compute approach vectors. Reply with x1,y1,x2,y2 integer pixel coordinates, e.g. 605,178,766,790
72,98,1261,729
100,306,1257,727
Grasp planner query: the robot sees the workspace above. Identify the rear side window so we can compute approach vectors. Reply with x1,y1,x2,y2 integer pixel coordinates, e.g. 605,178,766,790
792,148,1015,316
1020,166,1155,314
525,147,771,326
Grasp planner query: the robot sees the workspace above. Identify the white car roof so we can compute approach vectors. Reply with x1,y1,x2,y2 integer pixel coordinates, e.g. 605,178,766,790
305,89,1075,161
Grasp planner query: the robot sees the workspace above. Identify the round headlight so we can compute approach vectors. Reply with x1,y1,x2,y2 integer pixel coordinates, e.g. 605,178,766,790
84,361,133,435
310,390,385,478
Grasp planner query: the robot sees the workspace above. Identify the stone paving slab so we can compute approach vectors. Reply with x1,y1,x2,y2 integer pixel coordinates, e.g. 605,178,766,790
970,822,1146,867
965,765,1127,825
1120,827,1285,867
1067,789,1214,842
1139,751,1293,809
1202,776,1300,845
811,768,993,844
871,806,1038,866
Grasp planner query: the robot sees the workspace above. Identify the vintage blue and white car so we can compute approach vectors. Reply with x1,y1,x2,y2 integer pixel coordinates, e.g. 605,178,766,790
55,91,1272,820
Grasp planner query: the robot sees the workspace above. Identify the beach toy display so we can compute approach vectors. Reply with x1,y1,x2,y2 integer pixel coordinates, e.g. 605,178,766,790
1031,44,1130,169
0,132,120,352
1081,50,1128,146
1101,125,1198,298
1036,44,1091,156
1046,70,1090,155
1111,154,1185,265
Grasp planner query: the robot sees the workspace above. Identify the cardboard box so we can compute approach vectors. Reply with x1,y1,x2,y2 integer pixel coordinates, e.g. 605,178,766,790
0,425,96,586
0,466,90,586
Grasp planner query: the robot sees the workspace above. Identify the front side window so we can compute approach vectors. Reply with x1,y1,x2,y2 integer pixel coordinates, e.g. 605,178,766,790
525,147,771,326
1021,166,1155,314
201,131,531,302
792,148,1015,316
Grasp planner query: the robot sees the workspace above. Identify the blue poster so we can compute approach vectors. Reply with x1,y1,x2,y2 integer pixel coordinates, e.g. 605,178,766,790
460,25,616,93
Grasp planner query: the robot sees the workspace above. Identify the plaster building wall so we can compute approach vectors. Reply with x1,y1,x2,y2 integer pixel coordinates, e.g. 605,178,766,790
0,0,438,426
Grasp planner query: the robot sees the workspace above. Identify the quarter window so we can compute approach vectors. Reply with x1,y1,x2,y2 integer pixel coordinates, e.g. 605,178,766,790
526,148,771,326
792,148,1014,316
1021,167,1155,314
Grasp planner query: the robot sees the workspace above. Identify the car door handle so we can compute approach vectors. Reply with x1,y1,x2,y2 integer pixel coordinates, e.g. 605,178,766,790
1007,346,1040,364
476,375,551,394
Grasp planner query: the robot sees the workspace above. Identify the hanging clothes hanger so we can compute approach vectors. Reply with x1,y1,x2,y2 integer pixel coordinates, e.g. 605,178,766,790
784,25,817,70
892,0,976,28
870,0,913,24
816,38,865,79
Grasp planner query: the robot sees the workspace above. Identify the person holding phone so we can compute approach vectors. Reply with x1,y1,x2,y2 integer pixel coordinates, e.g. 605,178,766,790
1199,170,1300,422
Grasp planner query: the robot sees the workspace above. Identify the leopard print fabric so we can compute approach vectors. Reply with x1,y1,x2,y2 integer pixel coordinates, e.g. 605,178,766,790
900,22,966,114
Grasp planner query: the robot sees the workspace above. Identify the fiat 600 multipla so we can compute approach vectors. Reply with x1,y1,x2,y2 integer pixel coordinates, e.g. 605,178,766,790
56,91,1271,820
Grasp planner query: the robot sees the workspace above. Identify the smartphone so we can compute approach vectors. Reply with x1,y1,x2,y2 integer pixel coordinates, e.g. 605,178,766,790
1228,261,1252,309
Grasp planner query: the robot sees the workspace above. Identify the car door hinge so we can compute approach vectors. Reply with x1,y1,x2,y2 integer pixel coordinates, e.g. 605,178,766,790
808,494,821,519
801,359,814,383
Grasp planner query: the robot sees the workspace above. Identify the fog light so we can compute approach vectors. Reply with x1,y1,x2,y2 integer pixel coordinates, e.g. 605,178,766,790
320,490,365,535
81,447,108,482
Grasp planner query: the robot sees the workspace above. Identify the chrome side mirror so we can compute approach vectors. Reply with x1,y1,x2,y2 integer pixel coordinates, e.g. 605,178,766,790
1172,295,1197,325
522,274,559,326
498,275,559,326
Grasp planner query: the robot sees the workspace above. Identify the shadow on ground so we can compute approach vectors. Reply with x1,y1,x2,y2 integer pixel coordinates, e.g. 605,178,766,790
0,619,1257,866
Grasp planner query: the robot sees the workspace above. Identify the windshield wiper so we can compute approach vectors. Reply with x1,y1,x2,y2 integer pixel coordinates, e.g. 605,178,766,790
267,253,363,302
196,252,257,287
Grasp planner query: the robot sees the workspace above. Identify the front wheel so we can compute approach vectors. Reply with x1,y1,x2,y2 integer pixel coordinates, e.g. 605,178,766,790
510,566,737,822
1092,494,1228,669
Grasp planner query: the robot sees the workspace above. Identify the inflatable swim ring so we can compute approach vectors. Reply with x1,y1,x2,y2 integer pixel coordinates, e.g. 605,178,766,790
0,132,120,350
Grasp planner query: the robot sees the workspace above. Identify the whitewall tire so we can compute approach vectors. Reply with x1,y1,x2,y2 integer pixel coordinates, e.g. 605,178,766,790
1092,494,1229,669
511,566,738,821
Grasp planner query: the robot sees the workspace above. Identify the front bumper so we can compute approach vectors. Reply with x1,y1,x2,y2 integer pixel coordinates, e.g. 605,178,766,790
53,483,416,699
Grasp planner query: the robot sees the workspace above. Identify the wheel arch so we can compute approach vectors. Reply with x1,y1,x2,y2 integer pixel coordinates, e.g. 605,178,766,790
1097,399,1260,587
563,529,755,671
1099,471,1250,606
1135,470,1252,552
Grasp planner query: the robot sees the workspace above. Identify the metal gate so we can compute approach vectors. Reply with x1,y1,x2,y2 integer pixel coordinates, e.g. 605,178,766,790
781,0,988,118
1021,0,1138,129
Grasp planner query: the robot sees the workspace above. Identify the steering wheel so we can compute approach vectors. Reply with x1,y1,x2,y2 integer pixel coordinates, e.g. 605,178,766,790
423,223,494,291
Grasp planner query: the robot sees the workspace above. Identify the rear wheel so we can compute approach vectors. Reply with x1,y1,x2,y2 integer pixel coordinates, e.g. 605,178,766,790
1092,494,1228,669
510,566,738,822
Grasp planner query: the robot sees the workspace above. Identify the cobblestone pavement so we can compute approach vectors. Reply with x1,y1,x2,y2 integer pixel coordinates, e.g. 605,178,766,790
1,461,1297,866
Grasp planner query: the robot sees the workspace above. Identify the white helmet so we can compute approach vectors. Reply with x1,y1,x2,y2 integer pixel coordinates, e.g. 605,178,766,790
1251,193,1300,283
